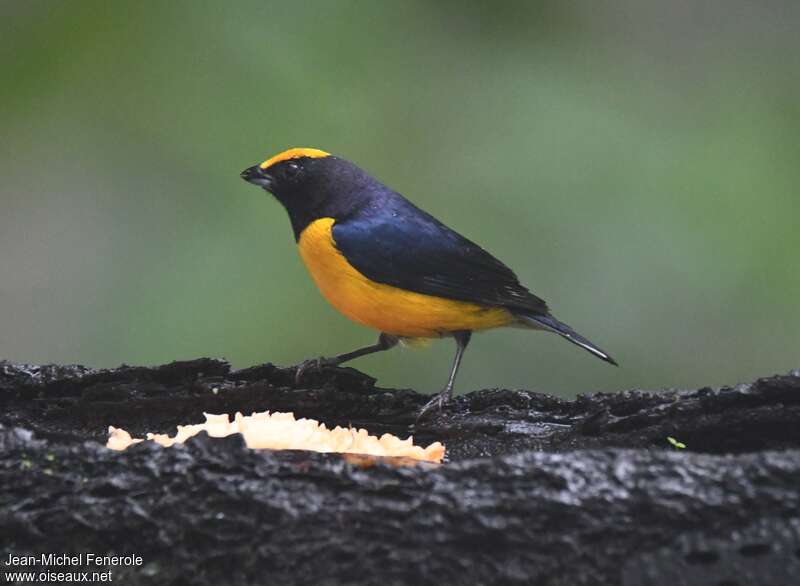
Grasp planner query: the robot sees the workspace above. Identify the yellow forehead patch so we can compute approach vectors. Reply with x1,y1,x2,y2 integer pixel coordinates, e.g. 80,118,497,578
259,147,330,169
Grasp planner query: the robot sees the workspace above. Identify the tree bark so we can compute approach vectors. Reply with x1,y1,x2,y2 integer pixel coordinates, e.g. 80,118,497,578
1,359,799,585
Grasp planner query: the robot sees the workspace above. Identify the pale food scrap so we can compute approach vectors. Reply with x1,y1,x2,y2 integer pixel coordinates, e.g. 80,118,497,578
107,410,445,463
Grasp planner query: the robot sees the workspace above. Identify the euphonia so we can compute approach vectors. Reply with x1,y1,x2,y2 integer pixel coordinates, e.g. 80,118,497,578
241,148,616,415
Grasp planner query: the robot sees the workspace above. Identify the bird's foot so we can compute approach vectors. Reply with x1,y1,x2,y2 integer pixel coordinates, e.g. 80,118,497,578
294,356,337,385
416,388,453,421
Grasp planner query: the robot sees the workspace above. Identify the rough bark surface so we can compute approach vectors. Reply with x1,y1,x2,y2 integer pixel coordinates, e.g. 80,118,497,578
1,359,799,585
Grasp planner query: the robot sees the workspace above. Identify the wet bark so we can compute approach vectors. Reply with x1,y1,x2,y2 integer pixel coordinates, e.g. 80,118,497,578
1,359,799,585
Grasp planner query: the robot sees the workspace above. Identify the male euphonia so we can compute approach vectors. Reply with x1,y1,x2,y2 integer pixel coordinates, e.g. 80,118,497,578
241,148,616,415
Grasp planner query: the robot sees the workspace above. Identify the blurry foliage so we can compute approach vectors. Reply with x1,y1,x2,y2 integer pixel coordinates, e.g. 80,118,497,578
1,1,798,397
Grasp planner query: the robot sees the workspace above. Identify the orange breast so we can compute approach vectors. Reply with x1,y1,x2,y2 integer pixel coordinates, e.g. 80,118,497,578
296,218,514,338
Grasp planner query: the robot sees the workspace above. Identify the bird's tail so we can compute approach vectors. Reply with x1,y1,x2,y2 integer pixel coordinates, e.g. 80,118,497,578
517,313,618,366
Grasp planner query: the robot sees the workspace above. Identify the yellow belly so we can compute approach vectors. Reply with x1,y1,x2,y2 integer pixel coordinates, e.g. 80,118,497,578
297,218,515,338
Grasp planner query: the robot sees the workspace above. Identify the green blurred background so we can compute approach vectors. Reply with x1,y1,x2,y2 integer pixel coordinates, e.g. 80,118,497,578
2,1,798,398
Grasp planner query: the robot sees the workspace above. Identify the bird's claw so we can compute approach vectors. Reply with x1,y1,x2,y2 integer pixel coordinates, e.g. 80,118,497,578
294,356,334,385
416,389,451,421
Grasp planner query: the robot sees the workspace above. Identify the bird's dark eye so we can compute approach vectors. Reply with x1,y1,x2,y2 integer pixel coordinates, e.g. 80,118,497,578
284,161,301,178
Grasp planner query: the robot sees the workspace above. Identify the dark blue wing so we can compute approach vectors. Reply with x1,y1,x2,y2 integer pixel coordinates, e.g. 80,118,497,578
332,199,549,315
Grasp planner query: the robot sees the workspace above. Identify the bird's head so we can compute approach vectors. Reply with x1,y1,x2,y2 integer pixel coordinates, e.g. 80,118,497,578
242,147,378,238
240,147,332,204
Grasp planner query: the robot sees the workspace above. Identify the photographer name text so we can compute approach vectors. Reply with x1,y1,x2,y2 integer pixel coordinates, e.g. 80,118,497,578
5,553,143,567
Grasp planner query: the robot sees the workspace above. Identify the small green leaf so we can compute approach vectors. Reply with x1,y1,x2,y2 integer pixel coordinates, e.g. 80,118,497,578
667,436,687,449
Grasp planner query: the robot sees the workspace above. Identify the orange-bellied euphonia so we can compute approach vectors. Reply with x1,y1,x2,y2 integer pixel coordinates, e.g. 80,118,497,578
241,148,616,415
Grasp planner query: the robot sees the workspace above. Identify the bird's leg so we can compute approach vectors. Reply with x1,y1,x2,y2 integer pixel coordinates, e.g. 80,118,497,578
295,333,398,384
418,331,472,419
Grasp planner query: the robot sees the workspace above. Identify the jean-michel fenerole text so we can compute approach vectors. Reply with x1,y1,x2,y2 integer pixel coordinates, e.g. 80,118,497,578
4,553,144,567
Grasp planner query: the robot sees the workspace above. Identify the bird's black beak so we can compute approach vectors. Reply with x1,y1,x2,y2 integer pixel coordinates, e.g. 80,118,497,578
240,165,273,190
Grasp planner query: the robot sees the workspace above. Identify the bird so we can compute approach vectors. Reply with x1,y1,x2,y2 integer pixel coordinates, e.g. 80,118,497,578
241,148,616,416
